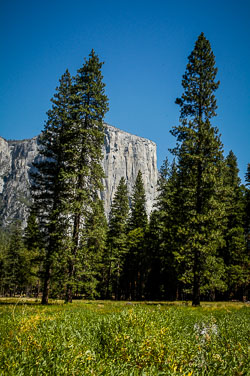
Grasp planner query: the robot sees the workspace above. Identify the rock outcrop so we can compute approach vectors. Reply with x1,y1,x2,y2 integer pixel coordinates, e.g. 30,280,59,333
0,124,158,227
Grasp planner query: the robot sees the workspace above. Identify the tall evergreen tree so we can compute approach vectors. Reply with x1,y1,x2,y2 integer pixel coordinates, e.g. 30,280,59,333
146,159,180,300
31,69,73,304
245,164,250,253
129,171,148,230
242,164,250,299
222,151,246,299
172,32,226,305
125,171,148,299
78,197,107,298
24,210,43,296
31,51,108,304
156,159,181,299
144,210,162,300
106,177,129,299
64,50,109,302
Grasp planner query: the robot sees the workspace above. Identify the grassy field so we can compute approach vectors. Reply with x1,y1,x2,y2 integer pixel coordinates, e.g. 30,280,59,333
0,299,249,375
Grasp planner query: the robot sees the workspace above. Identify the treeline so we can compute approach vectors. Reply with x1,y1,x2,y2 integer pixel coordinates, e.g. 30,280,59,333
0,161,249,303
0,34,249,305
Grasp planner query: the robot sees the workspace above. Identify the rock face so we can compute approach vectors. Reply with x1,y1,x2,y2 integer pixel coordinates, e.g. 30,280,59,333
0,124,158,227
0,137,38,227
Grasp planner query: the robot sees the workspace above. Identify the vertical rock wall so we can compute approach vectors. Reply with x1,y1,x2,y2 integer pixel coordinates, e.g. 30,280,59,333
102,125,157,215
0,124,158,227
0,137,38,226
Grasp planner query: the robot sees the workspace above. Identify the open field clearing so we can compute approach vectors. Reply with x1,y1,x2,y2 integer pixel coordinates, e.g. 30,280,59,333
0,299,249,375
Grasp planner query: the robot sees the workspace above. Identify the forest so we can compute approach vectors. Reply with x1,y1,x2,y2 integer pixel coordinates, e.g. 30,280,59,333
0,33,249,306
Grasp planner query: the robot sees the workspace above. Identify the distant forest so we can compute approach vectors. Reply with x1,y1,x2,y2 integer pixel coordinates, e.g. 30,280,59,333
0,34,249,306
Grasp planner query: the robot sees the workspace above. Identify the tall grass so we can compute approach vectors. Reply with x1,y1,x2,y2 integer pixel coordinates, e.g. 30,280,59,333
0,300,249,375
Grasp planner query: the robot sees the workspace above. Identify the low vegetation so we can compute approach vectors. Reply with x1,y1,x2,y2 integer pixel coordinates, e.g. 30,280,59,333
0,299,249,375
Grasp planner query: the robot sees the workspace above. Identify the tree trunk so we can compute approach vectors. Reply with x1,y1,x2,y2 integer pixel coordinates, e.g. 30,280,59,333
65,283,73,303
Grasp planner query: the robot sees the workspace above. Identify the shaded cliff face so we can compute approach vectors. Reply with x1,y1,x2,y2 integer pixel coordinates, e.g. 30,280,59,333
0,124,158,227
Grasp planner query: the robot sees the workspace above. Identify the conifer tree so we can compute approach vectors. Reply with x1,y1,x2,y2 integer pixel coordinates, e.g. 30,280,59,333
32,51,108,304
4,222,30,295
106,177,129,299
0,228,9,295
125,171,148,299
31,69,73,304
24,210,43,296
78,197,107,298
172,32,226,305
245,164,250,253
144,210,162,300
242,164,250,299
222,151,246,299
24,210,42,252
64,50,109,302
148,159,180,300
129,171,148,230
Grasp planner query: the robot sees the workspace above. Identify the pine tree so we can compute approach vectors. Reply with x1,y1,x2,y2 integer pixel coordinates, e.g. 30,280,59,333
159,159,182,299
0,228,10,295
144,210,162,300
31,51,108,304
242,164,250,300
125,171,148,299
24,210,43,296
106,177,129,299
4,222,30,295
245,164,250,253
147,159,180,300
222,151,246,299
31,69,73,304
129,171,148,230
78,197,107,298
64,50,109,302
172,33,226,305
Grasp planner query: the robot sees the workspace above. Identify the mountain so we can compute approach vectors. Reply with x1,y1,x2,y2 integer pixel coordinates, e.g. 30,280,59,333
0,124,158,227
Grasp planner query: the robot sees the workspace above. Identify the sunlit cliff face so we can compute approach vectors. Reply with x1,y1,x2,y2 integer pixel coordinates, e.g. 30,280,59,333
0,123,158,227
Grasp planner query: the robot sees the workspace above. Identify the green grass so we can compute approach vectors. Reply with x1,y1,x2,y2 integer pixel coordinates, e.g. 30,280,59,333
0,299,249,375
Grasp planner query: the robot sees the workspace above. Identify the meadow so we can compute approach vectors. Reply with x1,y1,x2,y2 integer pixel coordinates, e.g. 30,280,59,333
0,299,249,375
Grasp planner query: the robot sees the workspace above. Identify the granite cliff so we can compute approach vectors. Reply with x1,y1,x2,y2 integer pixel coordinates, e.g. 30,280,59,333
0,124,158,227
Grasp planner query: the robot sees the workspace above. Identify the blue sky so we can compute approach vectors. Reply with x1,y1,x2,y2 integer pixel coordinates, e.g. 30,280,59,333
1,0,249,181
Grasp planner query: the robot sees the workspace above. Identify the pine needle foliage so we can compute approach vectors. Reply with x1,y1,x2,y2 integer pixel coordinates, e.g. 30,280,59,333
171,33,227,305
125,171,148,299
64,50,109,302
221,151,247,299
31,50,109,303
31,69,73,304
106,177,129,299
